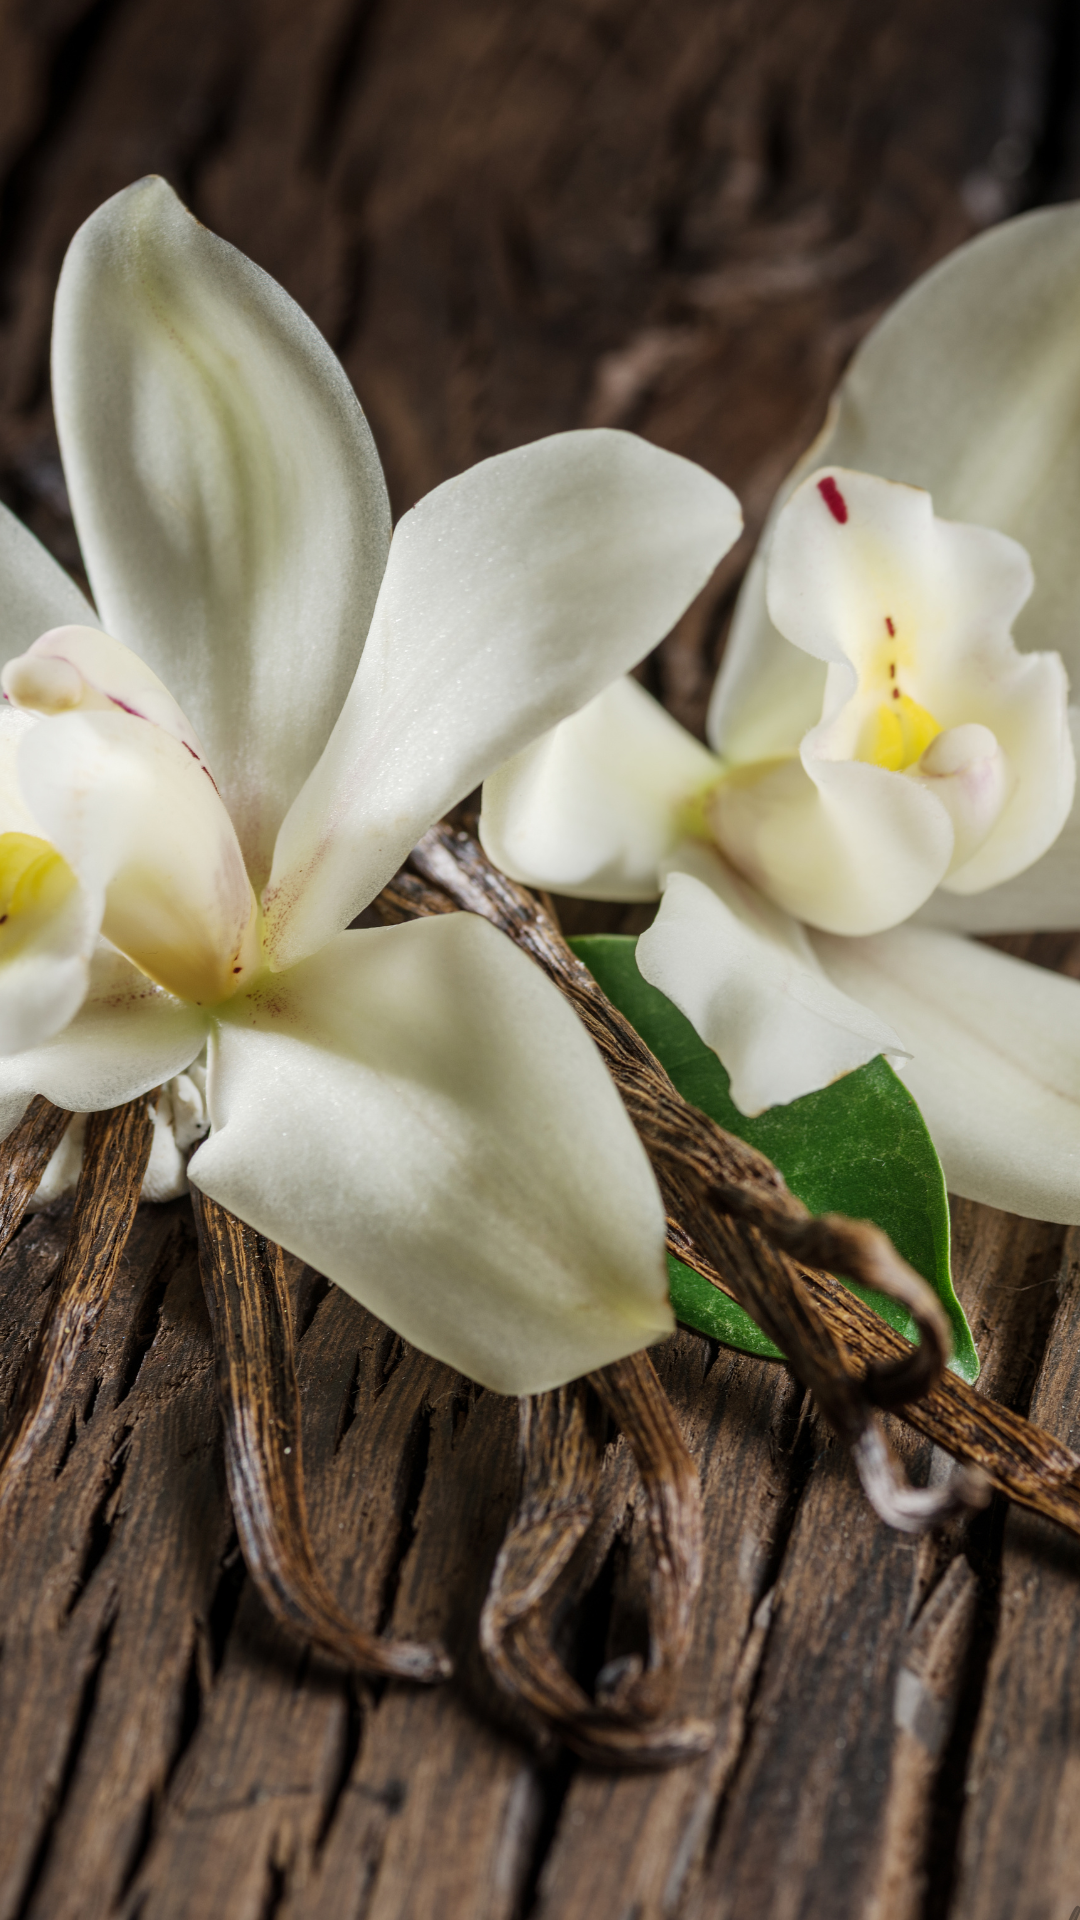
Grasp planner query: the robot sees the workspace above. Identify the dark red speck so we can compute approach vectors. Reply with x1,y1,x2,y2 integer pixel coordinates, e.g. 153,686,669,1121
892,688,900,700
885,616,895,636
108,695,145,720
817,476,848,524
184,742,200,760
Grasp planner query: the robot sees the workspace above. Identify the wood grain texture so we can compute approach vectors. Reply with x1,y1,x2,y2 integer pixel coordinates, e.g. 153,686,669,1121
2,1,1080,1913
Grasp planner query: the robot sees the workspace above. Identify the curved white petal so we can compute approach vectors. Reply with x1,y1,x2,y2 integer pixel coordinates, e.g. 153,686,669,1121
916,706,1080,931
812,924,1080,1222
0,701,103,1052
190,914,673,1395
763,467,1073,895
5,625,208,758
52,176,392,888
767,468,1033,675
636,843,907,1114
0,503,98,670
19,710,258,1004
0,706,47,835
709,535,829,764
708,746,955,935
0,859,99,1058
933,651,1073,891
713,204,1080,754
264,430,742,967
479,676,720,901
0,944,208,1143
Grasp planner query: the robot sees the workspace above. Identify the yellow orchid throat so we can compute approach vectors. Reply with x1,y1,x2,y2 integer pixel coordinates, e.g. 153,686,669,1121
850,617,942,773
0,833,78,959
854,692,941,771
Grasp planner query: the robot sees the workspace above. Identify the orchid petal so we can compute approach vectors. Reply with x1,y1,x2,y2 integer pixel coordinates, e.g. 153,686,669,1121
0,855,99,1058
0,706,102,1054
761,467,1073,894
190,914,673,1395
636,842,907,1114
0,706,47,835
0,944,208,1143
708,747,955,936
479,676,720,901
916,733,1080,932
18,709,258,1004
52,176,392,888
0,502,98,668
712,204,1080,754
264,430,741,967
5,624,208,758
812,924,1080,1223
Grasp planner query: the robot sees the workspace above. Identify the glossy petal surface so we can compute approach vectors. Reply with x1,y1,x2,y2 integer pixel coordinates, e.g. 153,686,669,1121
480,676,720,901
813,923,1080,1223
191,914,673,1394
19,709,257,1003
0,503,98,669
636,841,906,1114
0,945,208,1141
265,430,741,965
53,176,391,887
711,204,1080,759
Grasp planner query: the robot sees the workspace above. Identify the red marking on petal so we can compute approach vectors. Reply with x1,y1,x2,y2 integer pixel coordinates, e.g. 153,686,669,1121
108,695,146,720
892,688,901,700
885,616,895,636
817,476,848,523
889,662,896,679
184,742,200,760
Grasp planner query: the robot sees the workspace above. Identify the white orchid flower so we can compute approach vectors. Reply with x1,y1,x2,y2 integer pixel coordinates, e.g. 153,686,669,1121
0,175,743,1395
480,203,1080,1226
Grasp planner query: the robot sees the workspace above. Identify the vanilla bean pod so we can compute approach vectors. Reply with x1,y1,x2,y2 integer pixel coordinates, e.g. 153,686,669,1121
480,1363,713,1768
586,1353,704,1723
191,1190,451,1683
387,835,1080,1538
396,827,973,1529
0,1099,151,1507
0,1097,71,1260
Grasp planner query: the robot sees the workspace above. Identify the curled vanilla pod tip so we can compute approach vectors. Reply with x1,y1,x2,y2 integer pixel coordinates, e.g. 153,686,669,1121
480,1356,714,1768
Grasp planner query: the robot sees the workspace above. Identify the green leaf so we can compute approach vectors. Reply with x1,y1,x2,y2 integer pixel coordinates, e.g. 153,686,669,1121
569,933,979,1384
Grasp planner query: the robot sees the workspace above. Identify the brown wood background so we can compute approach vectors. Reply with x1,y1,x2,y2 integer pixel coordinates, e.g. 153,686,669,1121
2,2,1080,1915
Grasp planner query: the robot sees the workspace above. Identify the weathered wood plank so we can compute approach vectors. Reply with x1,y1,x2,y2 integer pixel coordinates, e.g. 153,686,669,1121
0,1203,210,1920
947,1223,1080,1920
0,1,1077,1915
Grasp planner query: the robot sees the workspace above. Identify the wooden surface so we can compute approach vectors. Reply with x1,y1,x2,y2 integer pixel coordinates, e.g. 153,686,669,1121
2,2,1080,1914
